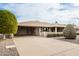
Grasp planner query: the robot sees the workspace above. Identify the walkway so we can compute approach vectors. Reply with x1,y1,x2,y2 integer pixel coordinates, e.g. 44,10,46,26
13,36,79,56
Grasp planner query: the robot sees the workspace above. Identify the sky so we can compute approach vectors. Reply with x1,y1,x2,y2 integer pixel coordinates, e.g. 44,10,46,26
0,3,79,25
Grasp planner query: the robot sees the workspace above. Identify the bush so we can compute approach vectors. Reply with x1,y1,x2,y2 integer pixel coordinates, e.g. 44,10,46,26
0,10,18,34
47,34,57,37
63,24,77,39
47,34,63,37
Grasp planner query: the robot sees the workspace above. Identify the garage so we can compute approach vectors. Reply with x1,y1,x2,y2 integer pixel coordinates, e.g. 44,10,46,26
16,26,36,36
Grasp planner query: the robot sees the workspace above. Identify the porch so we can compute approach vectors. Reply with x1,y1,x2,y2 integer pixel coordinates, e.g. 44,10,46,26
16,26,64,36
39,27,64,37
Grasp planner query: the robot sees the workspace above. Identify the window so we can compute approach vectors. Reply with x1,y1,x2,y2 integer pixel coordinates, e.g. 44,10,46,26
42,27,48,32
51,27,55,32
57,27,64,32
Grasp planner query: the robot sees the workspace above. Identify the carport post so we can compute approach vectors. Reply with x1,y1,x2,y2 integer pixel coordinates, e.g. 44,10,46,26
55,27,57,34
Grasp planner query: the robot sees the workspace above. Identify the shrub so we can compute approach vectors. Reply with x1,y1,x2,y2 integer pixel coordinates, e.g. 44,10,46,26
63,24,77,39
46,34,63,37
47,34,57,37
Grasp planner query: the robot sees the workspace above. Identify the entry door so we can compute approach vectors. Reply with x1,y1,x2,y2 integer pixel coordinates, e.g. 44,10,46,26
30,27,35,35
26,27,35,35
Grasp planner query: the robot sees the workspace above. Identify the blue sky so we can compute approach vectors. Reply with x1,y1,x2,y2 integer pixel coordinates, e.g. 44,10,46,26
0,3,79,25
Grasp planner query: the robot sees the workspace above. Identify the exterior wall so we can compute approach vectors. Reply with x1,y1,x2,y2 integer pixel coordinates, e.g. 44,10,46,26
51,27,55,32
55,27,57,34
36,27,44,36
16,26,36,36
37,27,42,36
57,27,64,32
39,27,64,37
16,26,27,36
16,26,79,36
39,27,51,37
26,27,36,35
35,27,40,36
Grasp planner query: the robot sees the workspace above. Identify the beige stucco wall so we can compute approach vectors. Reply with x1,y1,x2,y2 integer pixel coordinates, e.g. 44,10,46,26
35,28,40,36
38,27,63,37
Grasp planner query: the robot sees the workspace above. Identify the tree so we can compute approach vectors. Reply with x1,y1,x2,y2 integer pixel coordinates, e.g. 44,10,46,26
0,10,18,39
63,24,77,39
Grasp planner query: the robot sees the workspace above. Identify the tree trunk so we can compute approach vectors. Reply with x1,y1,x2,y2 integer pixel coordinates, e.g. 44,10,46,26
10,34,14,39
3,34,6,39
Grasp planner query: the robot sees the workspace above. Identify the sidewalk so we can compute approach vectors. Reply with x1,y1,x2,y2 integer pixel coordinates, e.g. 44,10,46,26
13,36,79,56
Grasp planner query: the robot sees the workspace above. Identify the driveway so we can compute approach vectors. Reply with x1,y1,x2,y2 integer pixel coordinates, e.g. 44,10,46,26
13,36,79,56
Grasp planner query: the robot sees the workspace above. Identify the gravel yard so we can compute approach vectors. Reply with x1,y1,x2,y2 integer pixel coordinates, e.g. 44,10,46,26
0,39,19,56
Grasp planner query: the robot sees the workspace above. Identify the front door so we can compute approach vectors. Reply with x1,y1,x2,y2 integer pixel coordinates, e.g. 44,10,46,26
26,27,35,35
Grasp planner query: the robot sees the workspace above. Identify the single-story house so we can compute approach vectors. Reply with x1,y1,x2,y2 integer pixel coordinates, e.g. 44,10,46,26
15,21,79,37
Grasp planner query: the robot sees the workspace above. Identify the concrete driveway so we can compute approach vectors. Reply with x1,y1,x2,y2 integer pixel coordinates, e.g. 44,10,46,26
13,36,79,56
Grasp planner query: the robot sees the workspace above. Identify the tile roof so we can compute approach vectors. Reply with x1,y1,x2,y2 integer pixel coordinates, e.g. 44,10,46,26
19,21,53,27
18,21,79,29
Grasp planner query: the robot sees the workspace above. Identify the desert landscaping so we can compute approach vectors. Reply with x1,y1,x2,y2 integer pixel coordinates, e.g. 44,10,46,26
0,3,79,56
0,39,19,56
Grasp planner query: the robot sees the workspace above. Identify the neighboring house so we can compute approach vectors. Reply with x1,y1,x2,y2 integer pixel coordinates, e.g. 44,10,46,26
15,21,79,37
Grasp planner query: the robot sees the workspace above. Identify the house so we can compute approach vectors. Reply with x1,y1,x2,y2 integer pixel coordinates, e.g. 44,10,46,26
15,21,79,37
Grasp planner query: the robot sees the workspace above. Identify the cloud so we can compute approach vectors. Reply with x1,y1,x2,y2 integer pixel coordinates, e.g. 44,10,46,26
14,4,60,22
0,3,79,25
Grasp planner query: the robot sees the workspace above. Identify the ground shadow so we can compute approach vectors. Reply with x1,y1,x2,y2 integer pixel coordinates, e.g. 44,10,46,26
52,35,79,44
